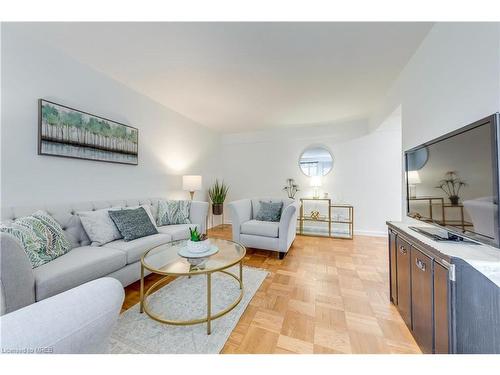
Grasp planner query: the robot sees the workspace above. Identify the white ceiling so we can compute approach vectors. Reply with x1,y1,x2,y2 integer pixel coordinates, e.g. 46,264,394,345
24,22,432,133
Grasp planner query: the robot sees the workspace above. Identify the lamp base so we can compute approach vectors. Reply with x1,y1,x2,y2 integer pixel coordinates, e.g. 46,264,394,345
189,191,195,200
409,185,417,199
313,188,320,199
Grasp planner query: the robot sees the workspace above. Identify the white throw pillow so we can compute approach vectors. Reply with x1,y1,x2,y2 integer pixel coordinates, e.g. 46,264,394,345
78,205,157,246
78,208,123,246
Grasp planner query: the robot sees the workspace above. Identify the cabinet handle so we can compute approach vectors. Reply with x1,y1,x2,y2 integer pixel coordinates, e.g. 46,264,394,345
399,245,407,255
416,258,426,272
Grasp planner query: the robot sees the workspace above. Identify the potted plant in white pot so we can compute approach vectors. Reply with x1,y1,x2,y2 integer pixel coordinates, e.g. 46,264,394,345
208,179,229,215
187,227,210,253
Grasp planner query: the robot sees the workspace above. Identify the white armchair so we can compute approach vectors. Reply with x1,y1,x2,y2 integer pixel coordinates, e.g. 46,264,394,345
228,198,299,259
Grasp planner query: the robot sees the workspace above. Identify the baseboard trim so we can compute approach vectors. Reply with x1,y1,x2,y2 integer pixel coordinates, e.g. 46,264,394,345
210,221,386,238
353,230,386,237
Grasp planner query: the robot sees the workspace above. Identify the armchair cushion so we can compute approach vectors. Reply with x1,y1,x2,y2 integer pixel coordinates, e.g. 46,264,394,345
241,220,279,238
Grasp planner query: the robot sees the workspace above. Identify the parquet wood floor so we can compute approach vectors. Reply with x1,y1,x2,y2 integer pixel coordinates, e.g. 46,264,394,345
122,225,421,354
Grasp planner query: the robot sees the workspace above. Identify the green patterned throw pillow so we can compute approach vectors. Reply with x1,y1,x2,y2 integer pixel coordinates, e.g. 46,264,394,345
157,200,191,226
0,210,71,268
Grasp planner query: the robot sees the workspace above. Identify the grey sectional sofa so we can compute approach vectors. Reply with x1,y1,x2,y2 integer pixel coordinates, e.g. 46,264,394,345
0,197,208,315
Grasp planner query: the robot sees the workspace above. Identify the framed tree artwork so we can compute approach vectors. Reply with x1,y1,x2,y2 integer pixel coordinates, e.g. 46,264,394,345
38,99,138,165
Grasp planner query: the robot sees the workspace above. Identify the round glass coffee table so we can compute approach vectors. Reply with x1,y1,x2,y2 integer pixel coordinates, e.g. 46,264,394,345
140,238,246,334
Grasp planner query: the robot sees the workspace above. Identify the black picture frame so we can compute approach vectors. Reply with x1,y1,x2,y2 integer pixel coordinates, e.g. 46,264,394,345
38,99,139,165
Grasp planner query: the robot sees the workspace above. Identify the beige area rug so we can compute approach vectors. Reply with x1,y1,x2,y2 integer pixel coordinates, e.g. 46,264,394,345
109,265,268,353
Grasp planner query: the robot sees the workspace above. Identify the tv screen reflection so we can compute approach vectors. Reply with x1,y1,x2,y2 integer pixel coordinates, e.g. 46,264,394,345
406,123,498,244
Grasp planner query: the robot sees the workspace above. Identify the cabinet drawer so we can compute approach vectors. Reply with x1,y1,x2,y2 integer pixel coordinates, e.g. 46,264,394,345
396,237,412,328
434,261,450,353
411,247,433,354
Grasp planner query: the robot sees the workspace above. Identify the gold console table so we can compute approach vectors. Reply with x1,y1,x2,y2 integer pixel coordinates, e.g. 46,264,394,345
408,197,473,231
298,198,353,239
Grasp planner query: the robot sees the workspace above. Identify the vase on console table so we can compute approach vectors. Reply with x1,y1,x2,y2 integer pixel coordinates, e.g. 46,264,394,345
449,195,460,206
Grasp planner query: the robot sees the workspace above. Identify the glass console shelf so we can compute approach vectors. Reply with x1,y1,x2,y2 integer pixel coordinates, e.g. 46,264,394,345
297,198,354,239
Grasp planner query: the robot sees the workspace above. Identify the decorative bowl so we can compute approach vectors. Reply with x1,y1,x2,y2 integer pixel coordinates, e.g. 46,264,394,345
187,239,211,253
177,245,219,268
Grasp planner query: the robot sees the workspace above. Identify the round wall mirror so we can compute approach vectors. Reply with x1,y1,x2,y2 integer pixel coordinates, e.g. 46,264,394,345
406,147,429,171
299,146,334,176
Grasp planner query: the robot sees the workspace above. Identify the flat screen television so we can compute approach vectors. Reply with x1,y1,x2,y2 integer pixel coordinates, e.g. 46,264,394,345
405,113,500,247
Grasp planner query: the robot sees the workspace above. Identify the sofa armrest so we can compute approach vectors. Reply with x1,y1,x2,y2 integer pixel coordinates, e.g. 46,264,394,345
227,199,252,243
189,201,209,234
0,233,36,315
278,202,299,253
0,277,124,354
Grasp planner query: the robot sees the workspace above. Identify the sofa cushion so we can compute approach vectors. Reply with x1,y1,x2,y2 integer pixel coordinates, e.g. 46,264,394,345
241,220,279,238
33,246,127,301
157,224,200,241
103,233,172,264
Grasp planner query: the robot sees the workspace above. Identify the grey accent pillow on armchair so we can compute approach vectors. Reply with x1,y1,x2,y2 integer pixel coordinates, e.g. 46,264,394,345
108,207,158,241
255,201,283,222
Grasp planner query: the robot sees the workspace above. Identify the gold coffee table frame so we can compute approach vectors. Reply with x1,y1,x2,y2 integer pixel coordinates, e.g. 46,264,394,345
139,239,246,335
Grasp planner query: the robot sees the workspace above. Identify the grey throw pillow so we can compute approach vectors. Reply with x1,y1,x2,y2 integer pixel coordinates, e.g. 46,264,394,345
255,201,283,222
108,207,158,241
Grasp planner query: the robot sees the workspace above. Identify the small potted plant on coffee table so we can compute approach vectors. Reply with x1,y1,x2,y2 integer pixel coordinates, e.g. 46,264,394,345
187,227,210,253
208,179,229,215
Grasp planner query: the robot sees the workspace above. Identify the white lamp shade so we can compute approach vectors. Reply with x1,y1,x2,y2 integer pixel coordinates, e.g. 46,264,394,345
182,175,202,191
407,171,421,184
310,176,322,187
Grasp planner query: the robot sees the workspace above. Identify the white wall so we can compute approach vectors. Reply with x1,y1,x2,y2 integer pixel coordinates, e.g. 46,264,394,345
370,22,500,219
0,24,219,208
371,22,500,150
216,118,402,236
